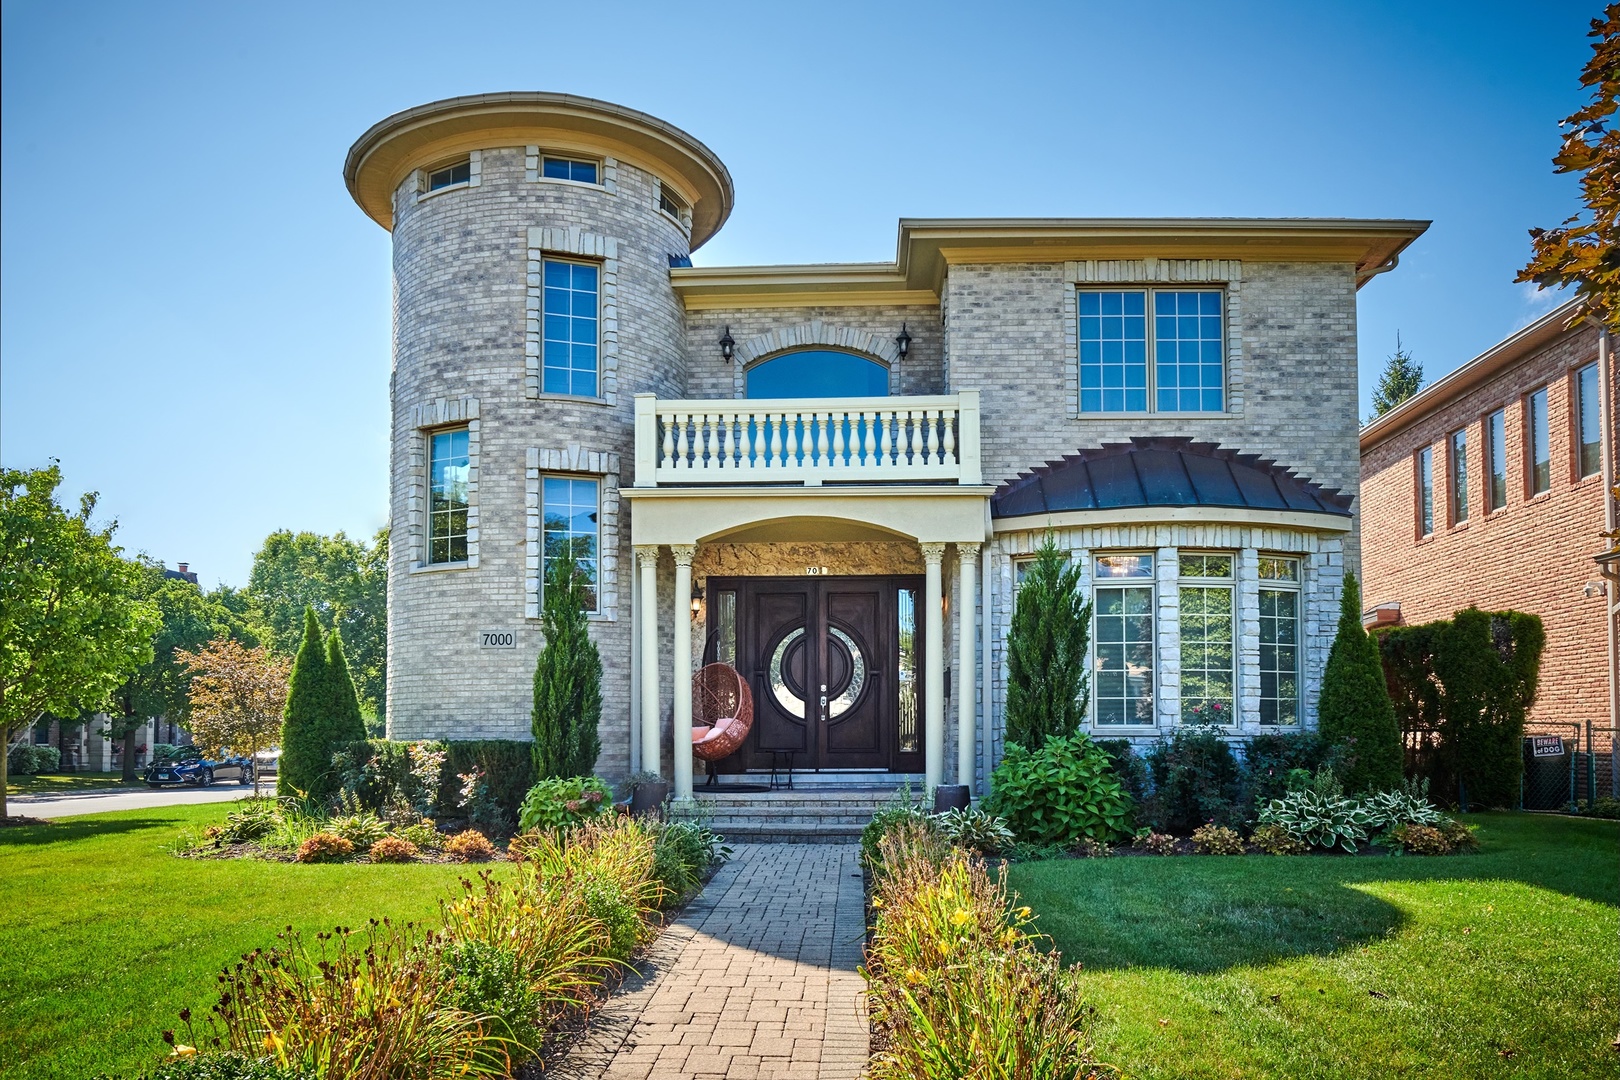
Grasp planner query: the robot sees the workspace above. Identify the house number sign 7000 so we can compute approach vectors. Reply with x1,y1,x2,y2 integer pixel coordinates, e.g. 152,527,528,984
479,631,517,648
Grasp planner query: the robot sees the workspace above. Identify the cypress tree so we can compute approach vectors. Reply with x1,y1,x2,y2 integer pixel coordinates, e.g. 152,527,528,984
324,628,368,750
1317,572,1403,792
278,608,329,799
1004,533,1092,750
531,545,602,778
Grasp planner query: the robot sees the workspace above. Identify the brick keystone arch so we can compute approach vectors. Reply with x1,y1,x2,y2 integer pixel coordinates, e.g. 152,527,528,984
732,321,900,396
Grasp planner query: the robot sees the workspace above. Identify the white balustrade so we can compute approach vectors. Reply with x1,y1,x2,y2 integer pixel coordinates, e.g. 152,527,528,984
634,392,981,487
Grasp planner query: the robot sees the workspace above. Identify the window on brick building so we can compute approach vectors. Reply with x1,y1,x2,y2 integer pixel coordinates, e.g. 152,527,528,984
1527,387,1550,495
541,257,600,397
1486,409,1507,510
541,155,599,184
1449,428,1469,524
428,428,470,565
1092,554,1155,726
1417,446,1434,536
541,476,599,612
658,185,688,220
427,158,472,191
1577,363,1602,478
1178,553,1235,724
1078,289,1224,414
1258,557,1300,727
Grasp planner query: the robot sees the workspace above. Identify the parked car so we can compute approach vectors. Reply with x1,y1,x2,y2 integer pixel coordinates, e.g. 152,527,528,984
143,746,254,787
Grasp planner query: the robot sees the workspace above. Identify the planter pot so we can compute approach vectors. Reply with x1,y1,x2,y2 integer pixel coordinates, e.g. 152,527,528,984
933,785,971,813
629,780,671,817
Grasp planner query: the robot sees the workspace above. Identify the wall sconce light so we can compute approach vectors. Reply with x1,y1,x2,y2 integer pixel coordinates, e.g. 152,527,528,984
691,586,705,618
895,323,911,360
719,326,735,362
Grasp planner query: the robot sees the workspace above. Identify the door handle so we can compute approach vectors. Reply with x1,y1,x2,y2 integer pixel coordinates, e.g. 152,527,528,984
820,694,828,719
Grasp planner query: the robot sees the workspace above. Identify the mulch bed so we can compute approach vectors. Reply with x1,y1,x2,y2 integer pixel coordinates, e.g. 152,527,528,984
179,838,509,865
0,815,52,828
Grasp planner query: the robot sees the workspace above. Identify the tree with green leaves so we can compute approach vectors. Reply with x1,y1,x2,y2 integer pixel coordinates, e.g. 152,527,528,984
0,465,160,818
246,528,387,730
1317,572,1403,793
1518,4,1620,333
531,545,602,779
322,627,367,750
277,608,330,799
1004,533,1092,751
1432,608,1544,810
1370,333,1424,418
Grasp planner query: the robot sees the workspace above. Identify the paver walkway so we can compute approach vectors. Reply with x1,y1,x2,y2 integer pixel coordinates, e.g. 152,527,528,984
550,843,868,1080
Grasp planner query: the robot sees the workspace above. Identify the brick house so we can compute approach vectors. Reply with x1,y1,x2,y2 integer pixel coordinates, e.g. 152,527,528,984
1359,302,1618,743
345,92,1428,801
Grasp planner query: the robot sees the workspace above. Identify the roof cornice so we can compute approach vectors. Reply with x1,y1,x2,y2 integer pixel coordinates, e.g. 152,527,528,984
1359,299,1591,452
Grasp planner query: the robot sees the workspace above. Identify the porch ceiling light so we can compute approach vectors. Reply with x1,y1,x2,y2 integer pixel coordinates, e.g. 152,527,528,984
895,323,911,359
719,326,735,362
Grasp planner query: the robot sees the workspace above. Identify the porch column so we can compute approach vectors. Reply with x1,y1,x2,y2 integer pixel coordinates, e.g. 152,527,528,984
635,545,662,778
921,543,947,792
957,544,980,793
671,544,697,800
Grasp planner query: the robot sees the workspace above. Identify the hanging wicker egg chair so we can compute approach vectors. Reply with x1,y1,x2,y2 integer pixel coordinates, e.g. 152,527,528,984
691,664,755,780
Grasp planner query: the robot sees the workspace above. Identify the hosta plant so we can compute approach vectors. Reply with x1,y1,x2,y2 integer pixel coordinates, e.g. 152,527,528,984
1256,788,1376,852
1362,777,1446,830
1190,823,1244,855
219,800,279,844
932,807,1015,855
332,812,391,851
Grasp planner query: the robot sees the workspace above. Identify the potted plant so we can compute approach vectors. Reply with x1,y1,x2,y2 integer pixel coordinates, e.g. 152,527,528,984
625,771,670,816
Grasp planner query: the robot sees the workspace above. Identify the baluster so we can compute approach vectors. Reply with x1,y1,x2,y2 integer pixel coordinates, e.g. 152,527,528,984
815,411,830,468
719,413,733,470
769,412,783,469
674,413,690,470
787,410,802,468
661,412,675,469
703,413,717,472
924,409,939,466
878,409,892,468
831,410,846,468
942,407,957,466
857,411,871,467
904,410,919,465
744,411,757,472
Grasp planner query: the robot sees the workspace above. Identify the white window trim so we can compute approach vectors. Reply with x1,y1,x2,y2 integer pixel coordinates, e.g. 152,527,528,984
525,146,617,193
1088,551,1159,732
406,396,479,572
1254,551,1303,728
525,228,620,406
525,446,620,622
651,177,693,234
415,150,481,202
1176,550,1239,729
1062,259,1243,421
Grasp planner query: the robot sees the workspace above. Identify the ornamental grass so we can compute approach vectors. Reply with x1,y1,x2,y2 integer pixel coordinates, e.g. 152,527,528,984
863,825,1109,1080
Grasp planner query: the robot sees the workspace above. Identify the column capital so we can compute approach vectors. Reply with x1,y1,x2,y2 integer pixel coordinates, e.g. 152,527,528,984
634,544,661,568
920,542,947,564
670,543,697,567
956,542,982,561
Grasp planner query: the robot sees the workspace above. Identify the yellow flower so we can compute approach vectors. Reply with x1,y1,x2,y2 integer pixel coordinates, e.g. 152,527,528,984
1002,927,1021,945
950,909,972,927
1015,906,1032,920
169,1045,197,1058
871,897,883,908
263,1032,285,1054
905,967,924,984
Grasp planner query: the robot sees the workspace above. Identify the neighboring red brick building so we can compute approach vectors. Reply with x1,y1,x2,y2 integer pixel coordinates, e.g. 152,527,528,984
1359,301,1616,739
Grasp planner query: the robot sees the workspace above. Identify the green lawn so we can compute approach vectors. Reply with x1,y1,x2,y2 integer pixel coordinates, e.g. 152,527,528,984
1008,814,1619,1080
6,772,139,796
0,803,484,1079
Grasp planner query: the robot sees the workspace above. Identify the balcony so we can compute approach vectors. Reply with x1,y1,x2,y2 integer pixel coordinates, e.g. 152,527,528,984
633,390,981,487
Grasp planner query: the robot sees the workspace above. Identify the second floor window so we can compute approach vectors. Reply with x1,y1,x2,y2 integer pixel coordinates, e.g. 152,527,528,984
1578,363,1602,478
1079,288,1224,414
1487,408,1507,510
745,349,889,398
541,155,599,183
542,258,599,397
428,428,470,564
1417,446,1434,537
1527,386,1550,495
1450,428,1469,524
427,159,471,191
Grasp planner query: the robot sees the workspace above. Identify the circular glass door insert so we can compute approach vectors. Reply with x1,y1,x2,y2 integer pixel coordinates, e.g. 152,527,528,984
769,627,807,718
768,625,868,720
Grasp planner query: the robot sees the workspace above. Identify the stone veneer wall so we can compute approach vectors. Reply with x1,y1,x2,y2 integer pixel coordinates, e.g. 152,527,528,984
387,145,692,775
942,261,1363,568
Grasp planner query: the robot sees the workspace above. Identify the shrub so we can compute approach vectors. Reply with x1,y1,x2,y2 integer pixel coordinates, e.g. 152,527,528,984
7,743,60,776
1143,726,1243,833
1579,796,1620,819
1433,608,1544,809
98,1051,318,1079
1318,573,1403,793
395,820,443,852
861,789,933,870
456,770,505,834
1240,731,1344,810
438,939,540,1054
331,810,390,851
1361,778,1446,831
1132,830,1178,855
1004,533,1092,749
1072,837,1112,858
517,776,612,833
1093,738,1149,805
985,733,1133,845
278,609,332,801
294,832,355,863
445,829,498,862
198,921,507,1078
438,741,535,828
1190,823,1244,855
1256,773,1377,853
219,799,279,843
1252,823,1308,855
649,820,728,901
331,739,421,813
863,833,1099,1078
932,806,1014,855
1440,818,1480,852
367,836,420,863
531,546,602,779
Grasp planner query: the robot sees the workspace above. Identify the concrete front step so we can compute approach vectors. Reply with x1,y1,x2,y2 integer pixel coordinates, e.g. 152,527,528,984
707,821,865,844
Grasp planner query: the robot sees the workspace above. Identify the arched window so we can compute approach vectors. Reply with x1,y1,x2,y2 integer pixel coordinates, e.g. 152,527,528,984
745,349,889,399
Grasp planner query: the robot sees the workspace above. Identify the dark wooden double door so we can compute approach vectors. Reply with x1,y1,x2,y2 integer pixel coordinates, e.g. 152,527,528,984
704,576,924,773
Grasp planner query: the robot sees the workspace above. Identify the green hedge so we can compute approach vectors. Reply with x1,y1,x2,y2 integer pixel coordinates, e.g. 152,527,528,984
439,740,536,829
7,743,61,776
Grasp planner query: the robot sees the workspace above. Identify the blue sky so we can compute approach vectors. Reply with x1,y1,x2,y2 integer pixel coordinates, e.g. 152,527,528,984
0,1,1596,587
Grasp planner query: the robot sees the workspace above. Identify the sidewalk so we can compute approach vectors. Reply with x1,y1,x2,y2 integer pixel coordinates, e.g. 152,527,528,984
549,843,869,1080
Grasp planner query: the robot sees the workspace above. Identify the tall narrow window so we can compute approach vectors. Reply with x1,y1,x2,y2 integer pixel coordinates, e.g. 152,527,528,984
541,477,599,612
1078,288,1224,414
1078,291,1148,413
1449,428,1469,524
1487,409,1507,510
1179,554,1235,724
542,258,599,398
1092,554,1155,726
1258,557,1301,727
428,428,470,565
1578,363,1602,478
1154,290,1225,412
1527,387,1550,494
712,591,737,668
897,588,920,753
1417,446,1434,537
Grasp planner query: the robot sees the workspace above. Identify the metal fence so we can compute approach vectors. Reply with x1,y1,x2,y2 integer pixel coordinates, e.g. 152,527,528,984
1402,719,1618,811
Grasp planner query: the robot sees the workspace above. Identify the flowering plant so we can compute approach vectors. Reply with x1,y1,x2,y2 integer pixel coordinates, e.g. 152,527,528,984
1184,700,1229,726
